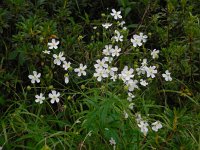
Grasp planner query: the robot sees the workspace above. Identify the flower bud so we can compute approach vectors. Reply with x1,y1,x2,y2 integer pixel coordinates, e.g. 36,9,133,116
81,84,85,89
101,13,106,17
67,95,72,100
48,85,54,90
27,86,31,91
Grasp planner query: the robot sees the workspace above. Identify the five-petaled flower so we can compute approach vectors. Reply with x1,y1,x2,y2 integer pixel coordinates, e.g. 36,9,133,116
151,49,159,59
151,121,162,132
48,39,59,49
162,70,172,81
48,90,60,104
28,71,41,84
35,93,45,104
110,9,122,20
74,64,87,76
53,52,65,65
102,23,112,29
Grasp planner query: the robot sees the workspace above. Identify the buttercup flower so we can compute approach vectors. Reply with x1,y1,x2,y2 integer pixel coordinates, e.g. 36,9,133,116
53,52,65,65
151,121,162,132
110,9,122,20
48,39,59,49
162,70,172,81
28,71,41,84
74,64,87,76
102,23,112,29
49,90,60,104
35,93,45,104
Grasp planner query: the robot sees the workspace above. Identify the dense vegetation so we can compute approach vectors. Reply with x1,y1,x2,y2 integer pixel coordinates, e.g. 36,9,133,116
0,0,200,149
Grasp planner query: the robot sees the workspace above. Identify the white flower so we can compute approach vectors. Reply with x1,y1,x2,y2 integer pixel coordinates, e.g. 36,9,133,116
131,34,142,47
135,113,142,123
129,103,135,110
124,110,129,119
145,66,157,78
139,32,148,43
74,64,87,76
152,121,162,132
127,92,135,102
48,39,59,49
110,45,121,57
103,45,113,56
112,30,123,42
102,23,112,29
110,9,122,20
53,52,65,65
123,27,127,30
119,21,125,27
151,49,159,59
110,74,118,81
162,70,172,81
136,67,146,75
126,79,139,92
141,59,148,67
49,90,60,104
28,71,41,84
35,93,45,104
42,50,50,54
94,59,108,69
93,26,97,29
64,74,69,84
109,137,116,145
103,57,113,63
63,61,71,71
94,68,108,81
138,120,149,136
140,79,148,86
120,66,134,82
106,67,118,76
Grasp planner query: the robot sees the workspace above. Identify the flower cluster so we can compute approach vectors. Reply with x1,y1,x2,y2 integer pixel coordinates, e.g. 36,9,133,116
28,38,87,104
136,113,163,136
28,8,172,139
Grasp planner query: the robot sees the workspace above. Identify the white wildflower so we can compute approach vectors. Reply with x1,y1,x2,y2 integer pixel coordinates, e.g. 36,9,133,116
28,71,41,84
152,121,162,132
35,93,45,104
53,52,65,65
48,39,59,49
48,90,60,104
74,64,87,77
162,70,172,81
110,9,122,20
